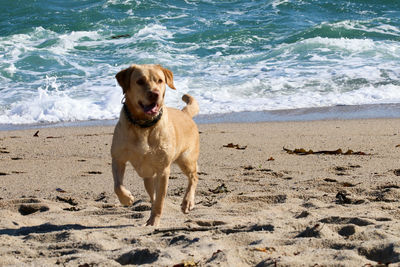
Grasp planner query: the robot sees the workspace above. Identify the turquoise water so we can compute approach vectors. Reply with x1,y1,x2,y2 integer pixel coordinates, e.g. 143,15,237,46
1,0,400,124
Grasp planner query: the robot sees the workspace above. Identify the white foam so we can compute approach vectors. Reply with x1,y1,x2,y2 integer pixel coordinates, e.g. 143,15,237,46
103,0,132,7
223,20,237,25
271,0,290,8
225,10,245,15
52,31,102,54
301,37,376,52
162,35,400,115
135,24,174,40
330,19,400,38
0,75,123,124
186,83,400,115
4,63,16,75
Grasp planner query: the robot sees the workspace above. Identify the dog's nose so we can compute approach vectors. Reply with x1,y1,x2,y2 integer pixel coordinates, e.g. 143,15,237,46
146,91,159,102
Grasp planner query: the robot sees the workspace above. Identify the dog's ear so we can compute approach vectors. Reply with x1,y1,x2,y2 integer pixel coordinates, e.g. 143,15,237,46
158,65,176,90
116,65,135,94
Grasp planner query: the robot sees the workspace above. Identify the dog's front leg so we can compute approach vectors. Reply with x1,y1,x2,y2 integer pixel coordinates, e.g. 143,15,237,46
143,177,155,203
112,158,135,206
145,168,170,226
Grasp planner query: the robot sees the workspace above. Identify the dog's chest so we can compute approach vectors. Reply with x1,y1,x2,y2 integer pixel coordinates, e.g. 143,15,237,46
126,131,173,175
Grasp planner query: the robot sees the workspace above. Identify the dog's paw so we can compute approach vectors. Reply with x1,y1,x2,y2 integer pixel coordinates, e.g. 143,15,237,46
117,189,135,206
181,198,195,214
145,216,160,227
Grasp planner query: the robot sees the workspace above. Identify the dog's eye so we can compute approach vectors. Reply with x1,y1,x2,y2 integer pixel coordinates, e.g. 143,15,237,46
136,79,145,86
157,79,163,84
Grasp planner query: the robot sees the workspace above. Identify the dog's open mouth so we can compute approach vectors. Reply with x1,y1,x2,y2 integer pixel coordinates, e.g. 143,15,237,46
139,101,160,116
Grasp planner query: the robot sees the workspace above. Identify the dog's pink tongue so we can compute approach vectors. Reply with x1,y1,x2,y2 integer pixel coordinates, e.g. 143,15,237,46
143,103,159,115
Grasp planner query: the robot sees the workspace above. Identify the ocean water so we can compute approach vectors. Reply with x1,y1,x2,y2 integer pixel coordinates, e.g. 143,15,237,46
1,0,400,125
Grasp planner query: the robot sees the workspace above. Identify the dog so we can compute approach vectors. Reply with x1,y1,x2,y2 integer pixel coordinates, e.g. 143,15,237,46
111,64,200,226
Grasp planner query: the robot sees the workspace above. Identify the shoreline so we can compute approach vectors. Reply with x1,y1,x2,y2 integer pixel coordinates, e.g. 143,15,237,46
0,103,400,131
195,102,400,124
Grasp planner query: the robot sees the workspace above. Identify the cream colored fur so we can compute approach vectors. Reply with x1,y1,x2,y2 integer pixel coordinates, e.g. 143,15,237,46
111,64,200,226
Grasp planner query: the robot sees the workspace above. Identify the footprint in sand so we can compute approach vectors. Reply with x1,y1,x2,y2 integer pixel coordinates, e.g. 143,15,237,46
231,194,287,204
1,198,50,216
168,234,200,246
116,248,160,265
358,243,400,264
295,216,373,239
18,204,49,215
337,225,356,237
319,216,373,226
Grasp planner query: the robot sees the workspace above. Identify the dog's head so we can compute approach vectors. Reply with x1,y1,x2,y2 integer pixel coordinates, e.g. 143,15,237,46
116,64,175,118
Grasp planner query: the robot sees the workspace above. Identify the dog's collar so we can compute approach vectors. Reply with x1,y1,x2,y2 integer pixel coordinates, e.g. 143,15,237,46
123,103,163,128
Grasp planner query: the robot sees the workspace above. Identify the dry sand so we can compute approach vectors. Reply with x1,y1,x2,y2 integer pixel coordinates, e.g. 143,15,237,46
0,119,400,266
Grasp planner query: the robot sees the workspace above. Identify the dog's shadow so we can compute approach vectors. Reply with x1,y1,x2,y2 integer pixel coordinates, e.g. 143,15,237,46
0,223,135,237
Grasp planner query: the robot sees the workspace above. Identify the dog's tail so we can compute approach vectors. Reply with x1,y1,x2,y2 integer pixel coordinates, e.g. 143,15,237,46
181,94,199,118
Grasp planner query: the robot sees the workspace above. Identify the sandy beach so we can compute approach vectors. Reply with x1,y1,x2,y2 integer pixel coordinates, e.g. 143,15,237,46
1,118,400,266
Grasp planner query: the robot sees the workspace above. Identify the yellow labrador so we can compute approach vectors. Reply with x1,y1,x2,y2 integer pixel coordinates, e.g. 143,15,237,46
111,64,200,226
